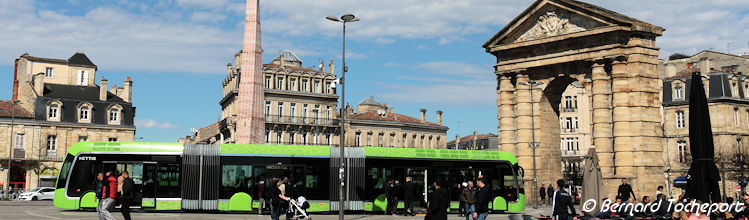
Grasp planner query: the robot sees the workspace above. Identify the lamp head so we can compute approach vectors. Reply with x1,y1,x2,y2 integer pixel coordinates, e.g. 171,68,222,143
325,16,341,22
341,14,357,22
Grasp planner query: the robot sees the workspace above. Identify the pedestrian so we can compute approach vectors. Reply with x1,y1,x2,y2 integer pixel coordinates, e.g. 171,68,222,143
540,184,547,206
403,176,416,216
120,171,134,220
459,181,476,220
256,177,266,215
95,172,104,217
473,178,491,220
655,185,664,199
551,179,576,220
385,179,396,215
269,179,289,220
458,182,466,217
617,178,635,202
425,179,448,220
547,184,554,206
99,171,118,220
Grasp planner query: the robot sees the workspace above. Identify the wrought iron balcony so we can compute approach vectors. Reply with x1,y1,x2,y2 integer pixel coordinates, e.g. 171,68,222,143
42,150,62,161
563,107,577,112
562,150,582,156
265,115,336,126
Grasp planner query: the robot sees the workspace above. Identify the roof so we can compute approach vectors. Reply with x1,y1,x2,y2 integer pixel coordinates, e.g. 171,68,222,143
263,63,332,76
349,111,441,126
275,50,303,64
195,121,221,142
483,0,664,48
447,133,497,145
670,68,735,78
20,52,97,70
0,100,33,118
67,52,97,69
43,83,125,102
695,50,749,60
358,96,381,106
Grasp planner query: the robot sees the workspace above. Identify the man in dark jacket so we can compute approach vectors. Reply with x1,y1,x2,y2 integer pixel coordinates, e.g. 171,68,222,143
460,181,477,220
547,184,554,206
552,179,576,220
425,179,448,220
540,185,547,206
120,171,134,220
474,178,491,220
617,178,635,202
95,172,104,216
403,177,417,216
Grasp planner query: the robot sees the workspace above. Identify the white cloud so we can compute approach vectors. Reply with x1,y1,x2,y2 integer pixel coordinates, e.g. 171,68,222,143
135,118,182,129
191,11,227,23
415,61,490,79
175,0,230,9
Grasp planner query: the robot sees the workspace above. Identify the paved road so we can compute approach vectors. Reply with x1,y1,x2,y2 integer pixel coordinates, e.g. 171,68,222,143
0,201,554,220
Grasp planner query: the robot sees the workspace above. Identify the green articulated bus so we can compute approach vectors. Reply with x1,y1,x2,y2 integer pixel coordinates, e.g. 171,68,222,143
54,142,526,213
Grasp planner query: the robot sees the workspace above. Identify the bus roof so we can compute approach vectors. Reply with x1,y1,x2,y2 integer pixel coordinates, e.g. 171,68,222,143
66,142,517,164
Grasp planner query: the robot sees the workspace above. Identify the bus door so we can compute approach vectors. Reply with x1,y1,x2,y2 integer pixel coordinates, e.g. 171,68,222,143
102,161,147,207
262,164,305,196
141,162,157,208
406,168,426,206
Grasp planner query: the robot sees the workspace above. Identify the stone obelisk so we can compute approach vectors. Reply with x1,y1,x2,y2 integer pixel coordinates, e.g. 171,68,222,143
236,0,264,144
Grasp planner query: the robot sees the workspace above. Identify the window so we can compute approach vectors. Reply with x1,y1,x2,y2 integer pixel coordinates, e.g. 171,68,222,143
326,106,332,120
676,111,685,128
108,137,118,142
78,136,87,142
79,106,89,120
302,104,308,118
45,67,53,78
565,117,573,132
290,103,297,121
574,137,579,151
411,134,416,148
265,76,271,89
735,108,740,127
48,104,59,119
289,78,297,91
573,117,579,130
559,117,564,132
389,134,395,147
355,132,361,146
564,96,573,110
675,85,683,99
109,109,119,122
277,77,284,90
677,141,687,163
326,82,332,93
733,83,739,97
301,79,308,92
314,105,320,121
265,101,271,117
47,135,57,151
277,102,284,119
14,133,24,149
77,70,89,86
737,139,742,155
313,80,320,93
420,136,425,148
367,133,372,146
378,134,383,147
573,96,578,109
402,134,407,147
566,138,574,152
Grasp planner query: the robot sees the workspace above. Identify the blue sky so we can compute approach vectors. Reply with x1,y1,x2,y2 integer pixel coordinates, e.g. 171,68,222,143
0,0,748,142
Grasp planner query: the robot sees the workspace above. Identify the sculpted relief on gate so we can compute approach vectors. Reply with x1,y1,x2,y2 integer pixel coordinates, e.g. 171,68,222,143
518,11,586,41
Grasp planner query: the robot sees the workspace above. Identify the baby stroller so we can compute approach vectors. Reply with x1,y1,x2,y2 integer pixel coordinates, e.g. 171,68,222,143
286,196,311,220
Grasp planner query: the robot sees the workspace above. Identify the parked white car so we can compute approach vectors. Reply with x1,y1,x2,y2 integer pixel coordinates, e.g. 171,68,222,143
17,187,55,201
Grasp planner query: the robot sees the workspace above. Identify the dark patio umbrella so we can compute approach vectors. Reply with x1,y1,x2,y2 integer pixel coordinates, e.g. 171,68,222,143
683,72,721,202
582,147,605,213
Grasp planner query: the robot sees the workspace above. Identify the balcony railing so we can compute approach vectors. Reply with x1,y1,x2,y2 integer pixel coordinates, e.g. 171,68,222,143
42,150,62,161
12,148,24,159
265,115,335,126
563,107,577,112
560,128,578,133
562,150,582,156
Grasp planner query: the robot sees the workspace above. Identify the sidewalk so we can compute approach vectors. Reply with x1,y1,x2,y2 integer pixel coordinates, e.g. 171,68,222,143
0,200,53,206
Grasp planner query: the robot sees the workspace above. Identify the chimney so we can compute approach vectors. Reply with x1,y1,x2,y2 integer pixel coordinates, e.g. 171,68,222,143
227,63,233,76
99,77,108,101
420,109,426,122
33,72,44,96
328,58,335,74
473,131,478,150
234,51,241,69
320,60,325,72
436,110,443,125
700,58,711,74
123,77,132,103
280,54,285,67
389,107,394,113
455,134,460,149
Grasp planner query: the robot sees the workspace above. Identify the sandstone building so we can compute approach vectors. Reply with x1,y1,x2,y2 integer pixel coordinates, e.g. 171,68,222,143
558,81,592,186
447,131,498,150
661,51,749,198
1,52,135,191
193,50,448,148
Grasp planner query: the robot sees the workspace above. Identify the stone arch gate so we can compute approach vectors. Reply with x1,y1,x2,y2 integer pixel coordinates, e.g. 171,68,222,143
483,0,666,203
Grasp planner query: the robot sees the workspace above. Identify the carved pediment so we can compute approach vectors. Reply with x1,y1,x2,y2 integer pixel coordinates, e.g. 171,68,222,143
511,5,605,43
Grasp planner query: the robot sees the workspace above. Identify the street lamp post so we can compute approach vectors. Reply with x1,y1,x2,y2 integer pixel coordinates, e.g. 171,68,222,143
5,100,20,199
518,80,543,209
326,13,359,220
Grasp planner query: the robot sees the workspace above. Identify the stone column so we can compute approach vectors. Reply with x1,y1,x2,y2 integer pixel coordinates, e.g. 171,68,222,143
611,56,633,176
497,72,517,153
591,59,614,177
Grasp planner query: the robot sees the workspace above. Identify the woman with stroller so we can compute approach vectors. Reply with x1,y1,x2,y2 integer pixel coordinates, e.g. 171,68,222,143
269,179,289,220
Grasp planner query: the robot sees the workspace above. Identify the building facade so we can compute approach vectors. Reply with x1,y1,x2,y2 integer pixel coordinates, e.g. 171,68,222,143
661,52,749,198
558,81,591,186
447,131,498,150
194,50,448,148
1,52,135,192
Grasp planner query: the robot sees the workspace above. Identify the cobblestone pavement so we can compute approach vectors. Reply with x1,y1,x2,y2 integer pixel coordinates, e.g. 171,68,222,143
0,201,555,220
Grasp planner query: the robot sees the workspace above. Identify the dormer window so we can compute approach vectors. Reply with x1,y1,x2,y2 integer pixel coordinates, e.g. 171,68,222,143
77,70,89,86
80,106,89,120
108,105,122,125
301,79,308,92
265,76,271,89
47,101,62,121
45,67,53,78
49,105,58,118
78,102,93,123
675,85,683,99
313,80,320,93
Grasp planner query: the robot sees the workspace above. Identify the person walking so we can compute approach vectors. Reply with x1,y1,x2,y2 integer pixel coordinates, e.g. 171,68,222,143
95,172,104,217
269,179,289,220
403,177,416,216
459,181,477,220
552,179,576,220
99,171,118,220
539,184,547,206
256,177,266,215
474,178,491,220
385,179,397,215
547,184,554,206
425,179,448,220
120,171,134,220
617,178,636,202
